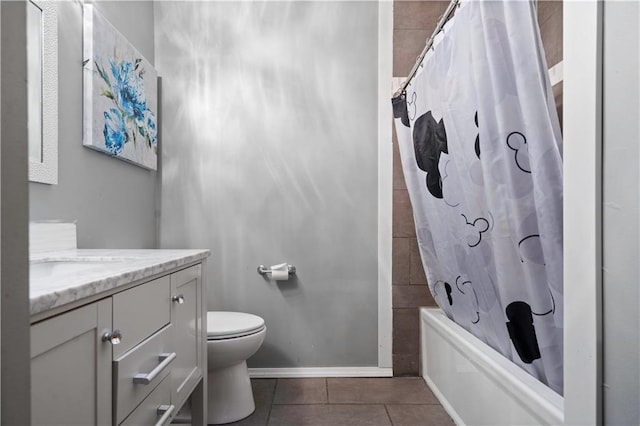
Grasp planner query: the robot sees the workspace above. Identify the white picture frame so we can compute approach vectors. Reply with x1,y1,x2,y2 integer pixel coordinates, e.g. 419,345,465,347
28,0,58,185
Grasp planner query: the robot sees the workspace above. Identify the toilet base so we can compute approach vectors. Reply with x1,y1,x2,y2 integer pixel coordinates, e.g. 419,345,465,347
207,361,255,424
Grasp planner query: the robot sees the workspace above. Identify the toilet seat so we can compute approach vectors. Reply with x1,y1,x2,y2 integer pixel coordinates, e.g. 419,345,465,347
207,311,265,340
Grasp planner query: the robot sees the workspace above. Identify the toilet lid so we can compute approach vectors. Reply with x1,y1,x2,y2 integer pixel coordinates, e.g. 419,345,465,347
207,311,265,339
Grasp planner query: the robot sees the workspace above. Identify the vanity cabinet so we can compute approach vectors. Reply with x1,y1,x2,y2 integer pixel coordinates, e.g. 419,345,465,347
30,263,205,426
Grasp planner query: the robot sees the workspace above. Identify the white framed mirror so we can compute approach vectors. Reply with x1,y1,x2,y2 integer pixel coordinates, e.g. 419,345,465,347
28,0,58,185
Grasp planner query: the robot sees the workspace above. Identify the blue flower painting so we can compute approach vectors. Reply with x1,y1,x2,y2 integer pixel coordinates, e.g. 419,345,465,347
83,5,158,170
103,108,128,155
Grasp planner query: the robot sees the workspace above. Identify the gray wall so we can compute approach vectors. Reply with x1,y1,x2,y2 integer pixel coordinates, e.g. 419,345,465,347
155,1,380,368
29,1,157,249
602,1,639,423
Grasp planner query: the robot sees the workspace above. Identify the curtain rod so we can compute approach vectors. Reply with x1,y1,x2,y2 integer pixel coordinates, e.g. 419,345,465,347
394,0,460,98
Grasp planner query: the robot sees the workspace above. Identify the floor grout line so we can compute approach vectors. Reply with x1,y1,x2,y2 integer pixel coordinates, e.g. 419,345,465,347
324,377,329,404
383,404,394,426
264,378,278,426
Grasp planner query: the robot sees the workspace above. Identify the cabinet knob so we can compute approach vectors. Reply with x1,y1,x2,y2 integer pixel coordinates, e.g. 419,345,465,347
102,329,122,345
172,294,185,305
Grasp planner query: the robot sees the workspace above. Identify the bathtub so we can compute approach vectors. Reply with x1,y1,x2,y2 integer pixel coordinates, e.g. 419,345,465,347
420,308,564,425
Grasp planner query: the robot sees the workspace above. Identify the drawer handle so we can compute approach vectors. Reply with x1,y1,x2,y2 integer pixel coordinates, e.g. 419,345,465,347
172,294,185,304
155,404,175,426
133,352,176,385
102,329,122,345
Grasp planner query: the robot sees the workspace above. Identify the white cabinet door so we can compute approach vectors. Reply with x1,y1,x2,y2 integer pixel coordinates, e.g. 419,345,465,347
31,299,112,426
170,264,202,408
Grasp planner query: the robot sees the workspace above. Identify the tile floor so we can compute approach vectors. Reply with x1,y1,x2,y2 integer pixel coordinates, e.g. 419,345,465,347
228,377,454,426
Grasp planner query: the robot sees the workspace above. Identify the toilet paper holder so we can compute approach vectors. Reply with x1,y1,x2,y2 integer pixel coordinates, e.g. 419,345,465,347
257,264,296,276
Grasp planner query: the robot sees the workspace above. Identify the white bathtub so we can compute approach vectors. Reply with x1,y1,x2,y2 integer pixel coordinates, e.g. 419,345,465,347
420,308,564,425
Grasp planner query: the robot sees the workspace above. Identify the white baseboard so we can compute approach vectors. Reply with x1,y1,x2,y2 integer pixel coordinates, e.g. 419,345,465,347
248,367,393,379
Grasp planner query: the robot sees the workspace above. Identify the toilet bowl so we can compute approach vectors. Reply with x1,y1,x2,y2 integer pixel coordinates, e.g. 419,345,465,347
207,311,266,424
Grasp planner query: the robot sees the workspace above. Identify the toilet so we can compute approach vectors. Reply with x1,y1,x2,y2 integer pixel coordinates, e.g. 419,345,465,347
207,311,266,424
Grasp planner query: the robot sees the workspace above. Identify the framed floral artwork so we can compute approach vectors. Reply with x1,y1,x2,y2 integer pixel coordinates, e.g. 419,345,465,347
83,4,158,170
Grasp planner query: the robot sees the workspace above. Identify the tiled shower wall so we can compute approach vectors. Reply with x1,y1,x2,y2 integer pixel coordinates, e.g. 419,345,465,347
391,0,563,376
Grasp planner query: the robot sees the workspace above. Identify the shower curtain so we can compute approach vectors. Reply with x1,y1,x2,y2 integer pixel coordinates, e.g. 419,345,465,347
392,0,563,394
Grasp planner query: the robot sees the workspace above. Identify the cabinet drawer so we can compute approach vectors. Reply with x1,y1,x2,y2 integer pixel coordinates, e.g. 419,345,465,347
114,325,174,424
113,276,171,358
120,375,172,426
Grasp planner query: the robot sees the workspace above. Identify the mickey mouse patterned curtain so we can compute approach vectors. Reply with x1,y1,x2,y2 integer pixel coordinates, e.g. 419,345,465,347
392,0,563,394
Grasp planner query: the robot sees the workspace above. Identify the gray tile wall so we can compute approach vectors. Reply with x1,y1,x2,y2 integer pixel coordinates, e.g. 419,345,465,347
391,0,563,376
392,0,447,378
538,1,563,68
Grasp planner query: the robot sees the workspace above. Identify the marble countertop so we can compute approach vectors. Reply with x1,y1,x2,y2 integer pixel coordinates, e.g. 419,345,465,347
30,249,210,316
